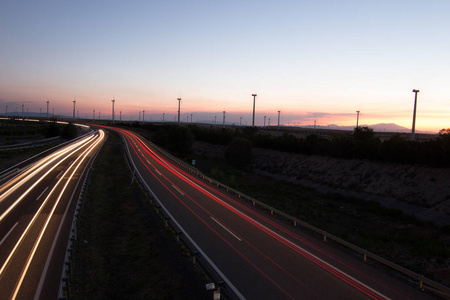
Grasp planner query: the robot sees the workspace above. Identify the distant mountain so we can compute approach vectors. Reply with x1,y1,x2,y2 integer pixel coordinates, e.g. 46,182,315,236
325,123,434,134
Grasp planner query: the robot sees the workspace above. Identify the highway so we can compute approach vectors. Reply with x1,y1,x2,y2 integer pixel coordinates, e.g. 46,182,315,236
111,126,435,300
0,129,105,300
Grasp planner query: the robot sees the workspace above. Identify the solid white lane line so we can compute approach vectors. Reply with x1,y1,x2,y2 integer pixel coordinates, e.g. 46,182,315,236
0,222,18,247
172,185,184,195
210,217,242,242
36,187,49,201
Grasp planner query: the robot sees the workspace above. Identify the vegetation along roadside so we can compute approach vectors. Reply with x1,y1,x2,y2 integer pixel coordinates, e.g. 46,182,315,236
71,131,209,299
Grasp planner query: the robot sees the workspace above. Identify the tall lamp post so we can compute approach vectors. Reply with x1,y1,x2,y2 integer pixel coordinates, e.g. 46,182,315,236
411,89,420,141
21,104,24,120
277,110,281,130
4,105,7,117
177,98,181,125
72,99,76,120
46,100,49,118
252,94,257,127
356,110,360,128
111,98,115,124
222,111,226,127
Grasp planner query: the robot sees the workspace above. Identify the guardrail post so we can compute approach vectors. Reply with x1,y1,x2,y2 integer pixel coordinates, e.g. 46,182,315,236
270,209,274,215
419,275,423,290
322,232,327,242
192,251,198,265
294,220,297,227
363,250,367,262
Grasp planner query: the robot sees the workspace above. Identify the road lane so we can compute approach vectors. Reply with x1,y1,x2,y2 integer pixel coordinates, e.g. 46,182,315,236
0,129,105,300
111,126,435,300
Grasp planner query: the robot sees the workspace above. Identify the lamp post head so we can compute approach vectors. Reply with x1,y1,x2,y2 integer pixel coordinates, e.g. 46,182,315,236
177,98,181,101
252,94,257,97
412,89,420,93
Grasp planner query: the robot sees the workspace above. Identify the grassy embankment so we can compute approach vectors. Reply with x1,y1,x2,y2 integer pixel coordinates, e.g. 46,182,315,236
194,154,450,286
71,132,208,299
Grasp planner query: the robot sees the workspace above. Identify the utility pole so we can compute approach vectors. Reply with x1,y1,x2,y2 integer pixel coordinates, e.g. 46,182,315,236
240,116,242,126
93,109,95,120
163,113,165,123
277,110,281,130
356,110,360,128
111,98,115,124
46,100,49,118
21,104,24,120
177,98,181,125
4,104,7,117
264,115,266,128
252,94,257,127
142,110,145,123
73,99,76,120
222,111,226,127
411,89,420,141
120,111,122,122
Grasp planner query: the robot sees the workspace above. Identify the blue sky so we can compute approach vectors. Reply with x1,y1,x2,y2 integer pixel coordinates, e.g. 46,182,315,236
1,0,449,131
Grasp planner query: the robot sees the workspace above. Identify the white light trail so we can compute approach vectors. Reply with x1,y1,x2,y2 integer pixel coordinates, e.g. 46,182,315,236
10,130,105,299
0,131,104,283
0,134,96,223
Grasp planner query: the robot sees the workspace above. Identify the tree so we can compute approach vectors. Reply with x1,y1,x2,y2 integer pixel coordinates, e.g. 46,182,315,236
167,126,194,156
224,137,253,167
352,126,379,159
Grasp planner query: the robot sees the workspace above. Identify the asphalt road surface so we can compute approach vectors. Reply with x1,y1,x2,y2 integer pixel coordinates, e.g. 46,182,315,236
0,129,105,300
111,126,435,300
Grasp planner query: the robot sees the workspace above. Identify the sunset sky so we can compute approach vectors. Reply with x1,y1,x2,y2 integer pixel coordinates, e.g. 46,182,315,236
1,1,449,132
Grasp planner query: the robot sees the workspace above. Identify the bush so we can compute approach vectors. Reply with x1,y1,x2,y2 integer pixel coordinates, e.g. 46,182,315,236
167,126,194,156
225,137,253,167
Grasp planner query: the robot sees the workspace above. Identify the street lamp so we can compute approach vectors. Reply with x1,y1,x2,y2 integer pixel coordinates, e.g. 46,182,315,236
356,110,360,128
46,100,49,118
411,89,420,141
111,98,115,124
277,110,281,130
21,104,24,120
252,94,257,127
73,99,76,120
222,111,226,127
4,104,7,117
177,98,181,125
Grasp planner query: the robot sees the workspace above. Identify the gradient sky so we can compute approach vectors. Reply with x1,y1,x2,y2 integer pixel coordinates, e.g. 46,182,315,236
1,0,449,131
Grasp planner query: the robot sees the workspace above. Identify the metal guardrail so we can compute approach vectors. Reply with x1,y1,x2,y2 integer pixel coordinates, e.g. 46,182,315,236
120,133,245,300
136,136,450,299
0,136,60,151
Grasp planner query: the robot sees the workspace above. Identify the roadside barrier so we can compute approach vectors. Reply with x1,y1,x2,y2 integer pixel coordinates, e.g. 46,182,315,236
136,135,450,299
120,133,245,300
